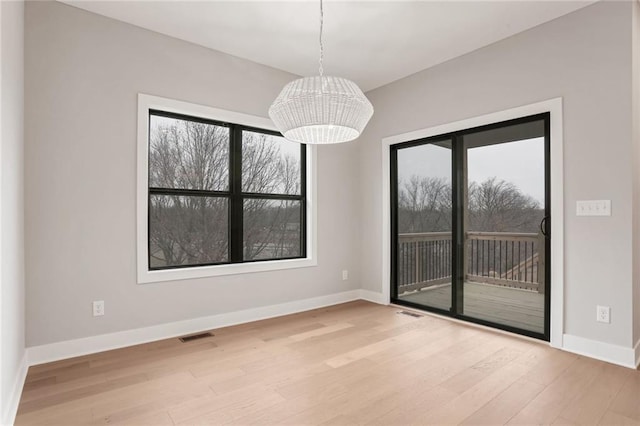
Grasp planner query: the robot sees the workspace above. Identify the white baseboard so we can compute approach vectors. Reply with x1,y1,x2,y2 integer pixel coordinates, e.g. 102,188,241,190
27,290,361,366
359,290,388,305
562,334,637,369
635,338,640,368
2,353,28,426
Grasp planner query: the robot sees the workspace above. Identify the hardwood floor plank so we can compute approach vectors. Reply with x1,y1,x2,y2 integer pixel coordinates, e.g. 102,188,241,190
419,360,533,425
108,411,175,426
520,347,579,386
90,372,213,422
559,362,629,424
231,394,319,425
507,356,605,425
289,323,355,342
599,410,640,426
324,328,431,368
608,372,640,421
459,377,545,425
175,389,285,425
19,373,109,404
440,346,525,394
364,385,459,425
275,359,377,401
18,373,149,414
167,383,279,424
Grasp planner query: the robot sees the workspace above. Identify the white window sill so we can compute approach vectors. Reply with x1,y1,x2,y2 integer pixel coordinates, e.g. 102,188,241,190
138,257,317,284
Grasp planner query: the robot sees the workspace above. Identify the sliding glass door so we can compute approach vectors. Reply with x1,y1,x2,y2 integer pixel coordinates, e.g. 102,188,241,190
392,139,453,312
391,114,550,340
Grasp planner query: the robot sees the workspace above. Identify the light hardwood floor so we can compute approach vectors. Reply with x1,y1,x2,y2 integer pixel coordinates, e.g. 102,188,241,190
15,301,640,425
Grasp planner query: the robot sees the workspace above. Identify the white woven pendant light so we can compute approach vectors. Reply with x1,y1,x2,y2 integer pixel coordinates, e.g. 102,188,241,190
268,0,373,144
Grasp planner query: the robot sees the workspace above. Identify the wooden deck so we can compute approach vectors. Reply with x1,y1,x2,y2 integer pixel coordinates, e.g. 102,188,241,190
399,281,545,333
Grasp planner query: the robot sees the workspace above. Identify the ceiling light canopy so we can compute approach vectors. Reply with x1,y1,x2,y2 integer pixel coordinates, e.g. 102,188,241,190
268,0,373,145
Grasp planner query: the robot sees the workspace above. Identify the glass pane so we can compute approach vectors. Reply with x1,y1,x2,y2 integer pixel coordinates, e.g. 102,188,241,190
149,195,228,268
242,131,301,195
395,140,452,311
463,119,545,334
243,199,301,261
149,114,229,191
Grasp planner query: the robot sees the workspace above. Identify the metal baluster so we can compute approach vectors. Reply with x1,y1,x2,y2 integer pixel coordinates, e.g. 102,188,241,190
417,241,420,284
493,240,496,278
525,241,528,283
511,241,514,280
475,239,478,277
437,239,441,279
499,240,502,279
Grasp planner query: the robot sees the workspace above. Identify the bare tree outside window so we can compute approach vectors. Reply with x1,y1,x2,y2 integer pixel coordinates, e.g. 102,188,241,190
149,195,228,267
397,175,452,233
242,131,302,261
397,174,543,290
242,131,300,195
147,112,305,269
149,115,229,191
397,175,540,233
148,114,230,268
468,177,541,233
244,199,301,260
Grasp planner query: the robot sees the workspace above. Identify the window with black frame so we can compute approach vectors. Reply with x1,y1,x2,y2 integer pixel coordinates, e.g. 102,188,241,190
147,110,306,270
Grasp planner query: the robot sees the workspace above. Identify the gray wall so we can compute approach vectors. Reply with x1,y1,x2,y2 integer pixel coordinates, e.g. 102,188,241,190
25,1,361,346
358,2,636,348
1,0,26,422
633,0,640,347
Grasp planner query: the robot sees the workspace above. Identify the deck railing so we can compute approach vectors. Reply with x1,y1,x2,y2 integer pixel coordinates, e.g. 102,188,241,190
397,231,545,294
397,232,453,293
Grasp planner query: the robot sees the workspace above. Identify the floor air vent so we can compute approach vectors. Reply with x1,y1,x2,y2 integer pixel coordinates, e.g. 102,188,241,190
397,310,422,318
179,332,214,343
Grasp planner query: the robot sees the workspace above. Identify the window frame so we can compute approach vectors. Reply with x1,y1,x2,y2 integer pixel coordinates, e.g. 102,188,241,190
137,94,317,284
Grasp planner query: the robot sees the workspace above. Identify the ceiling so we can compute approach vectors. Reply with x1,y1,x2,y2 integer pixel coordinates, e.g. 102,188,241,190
61,0,595,92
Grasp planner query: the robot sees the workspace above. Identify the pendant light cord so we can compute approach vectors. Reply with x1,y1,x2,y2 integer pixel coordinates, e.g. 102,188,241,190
319,0,324,77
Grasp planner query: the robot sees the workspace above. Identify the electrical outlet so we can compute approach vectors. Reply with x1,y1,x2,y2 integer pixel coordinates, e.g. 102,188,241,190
342,270,348,281
93,300,105,317
596,305,610,323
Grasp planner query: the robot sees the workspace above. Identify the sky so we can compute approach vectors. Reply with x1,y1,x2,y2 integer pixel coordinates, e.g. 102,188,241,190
397,137,545,205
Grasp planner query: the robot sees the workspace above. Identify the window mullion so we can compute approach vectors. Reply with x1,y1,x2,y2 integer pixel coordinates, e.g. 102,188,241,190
300,143,307,258
149,187,230,197
230,126,244,263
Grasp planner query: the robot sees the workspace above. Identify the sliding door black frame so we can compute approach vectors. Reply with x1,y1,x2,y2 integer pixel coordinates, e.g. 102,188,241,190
390,113,551,341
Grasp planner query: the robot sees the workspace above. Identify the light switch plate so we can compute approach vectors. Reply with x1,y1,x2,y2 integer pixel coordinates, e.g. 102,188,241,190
576,200,611,217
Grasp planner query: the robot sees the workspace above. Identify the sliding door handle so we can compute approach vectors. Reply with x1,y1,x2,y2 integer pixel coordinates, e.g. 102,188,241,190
540,216,549,238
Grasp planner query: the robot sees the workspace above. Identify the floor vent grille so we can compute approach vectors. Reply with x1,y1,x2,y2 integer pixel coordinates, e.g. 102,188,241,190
397,310,422,318
179,332,214,343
